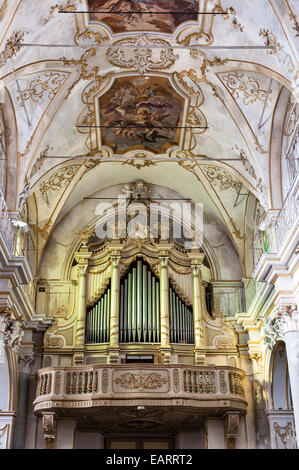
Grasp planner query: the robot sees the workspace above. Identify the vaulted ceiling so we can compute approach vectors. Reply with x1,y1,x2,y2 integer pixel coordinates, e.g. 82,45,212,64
0,0,298,279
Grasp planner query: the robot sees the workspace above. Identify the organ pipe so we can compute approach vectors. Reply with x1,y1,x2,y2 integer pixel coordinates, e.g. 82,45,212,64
86,259,194,345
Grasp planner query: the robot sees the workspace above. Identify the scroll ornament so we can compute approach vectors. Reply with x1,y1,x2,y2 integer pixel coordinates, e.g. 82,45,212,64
115,372,168,391
0,308,24,355
263,304,298,350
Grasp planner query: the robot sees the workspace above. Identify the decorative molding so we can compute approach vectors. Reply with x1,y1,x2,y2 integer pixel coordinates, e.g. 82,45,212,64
274,422,296,449
43,1,75,25
259,28,295,75
122,181,151,201
114,372,168,391
106,34,178,75
39,164,81,200
17,71,68,107
74,227,94,246
201,166,242,193
0,308,24,355
263,304,298,350
0,30,27,68
220,71,271,105
227,7,244,32
289,11,299,37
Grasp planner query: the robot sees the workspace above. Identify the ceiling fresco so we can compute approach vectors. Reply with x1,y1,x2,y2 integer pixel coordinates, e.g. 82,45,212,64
88,0,199,34
0,0,297,278
98,76,184,153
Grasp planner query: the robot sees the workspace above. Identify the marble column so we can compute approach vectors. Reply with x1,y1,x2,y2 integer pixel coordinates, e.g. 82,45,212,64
108,242,123,364
157,243,173,364
187,253,205,365
74,247,92,362
109,256,121,364
159,255,171,362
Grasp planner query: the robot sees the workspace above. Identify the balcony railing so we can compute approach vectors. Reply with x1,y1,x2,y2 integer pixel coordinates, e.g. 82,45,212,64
0,194,15,254
274,183,299,253
33,365,247,414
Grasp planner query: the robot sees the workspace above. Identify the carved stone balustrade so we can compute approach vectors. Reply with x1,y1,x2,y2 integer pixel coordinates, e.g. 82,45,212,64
33,365,247,416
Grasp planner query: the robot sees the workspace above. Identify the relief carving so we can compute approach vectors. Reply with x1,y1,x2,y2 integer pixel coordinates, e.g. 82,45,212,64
106,34,178,75
114,372,168,391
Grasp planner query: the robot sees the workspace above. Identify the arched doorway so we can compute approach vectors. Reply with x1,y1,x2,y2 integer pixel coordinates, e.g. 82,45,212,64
267,341,296,449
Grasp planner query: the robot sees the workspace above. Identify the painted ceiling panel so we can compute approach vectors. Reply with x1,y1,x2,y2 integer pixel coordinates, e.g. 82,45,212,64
88,0,200,34
0,0,297,276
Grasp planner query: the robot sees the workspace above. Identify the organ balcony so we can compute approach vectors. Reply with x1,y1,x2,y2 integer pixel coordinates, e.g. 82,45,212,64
33,365,247,419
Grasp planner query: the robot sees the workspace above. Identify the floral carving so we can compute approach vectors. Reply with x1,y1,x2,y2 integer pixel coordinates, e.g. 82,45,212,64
39,165,81,199
229,372,244,396
228,7,244,32
259,29,295,74
0,30,27,68
220,72,272,105
106,34,178,75
43,1,75,25
115,372,168,391
274,422,296,449
0,308,24,355
201,166,242,193
17,71,68,107
289,11,299,37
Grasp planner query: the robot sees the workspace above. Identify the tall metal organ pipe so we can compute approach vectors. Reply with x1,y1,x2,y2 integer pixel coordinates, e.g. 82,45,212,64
86,260,194,345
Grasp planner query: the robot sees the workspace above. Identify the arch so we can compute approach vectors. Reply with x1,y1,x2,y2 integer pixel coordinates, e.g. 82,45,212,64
269,341,292,411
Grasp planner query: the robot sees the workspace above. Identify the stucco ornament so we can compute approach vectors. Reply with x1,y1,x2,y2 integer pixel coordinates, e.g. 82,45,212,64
263,304,299,350
0,308,24,356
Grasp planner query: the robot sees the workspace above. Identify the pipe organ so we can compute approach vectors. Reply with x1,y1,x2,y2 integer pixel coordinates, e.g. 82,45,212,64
119,259,161,343
86,281,111,343
85,257,194,345
169,285,194,344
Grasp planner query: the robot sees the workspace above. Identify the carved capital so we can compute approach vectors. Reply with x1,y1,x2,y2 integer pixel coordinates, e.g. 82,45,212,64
187,252,205,267
159,256,169,268
263,304,299,350
191,264,201,276
111,255,121,267
42,413,56,449
74,227,94,246
77,264,88,275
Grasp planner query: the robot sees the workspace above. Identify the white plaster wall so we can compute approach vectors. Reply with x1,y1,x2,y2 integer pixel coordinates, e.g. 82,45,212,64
205,419,225,449
56,419,76,449
0,350,10,411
